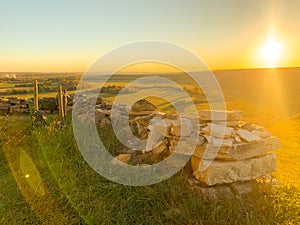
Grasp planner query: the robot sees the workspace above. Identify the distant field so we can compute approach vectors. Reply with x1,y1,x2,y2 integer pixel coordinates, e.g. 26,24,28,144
0,82,14,88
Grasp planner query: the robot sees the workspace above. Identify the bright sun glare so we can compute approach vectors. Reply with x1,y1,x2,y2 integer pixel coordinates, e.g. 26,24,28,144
261,38,283,68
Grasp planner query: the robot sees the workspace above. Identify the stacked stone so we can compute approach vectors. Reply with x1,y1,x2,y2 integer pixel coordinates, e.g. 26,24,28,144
190,110,280,198
72,94,112,127
0,97,29,114
113,99,200,164
72,97,280,199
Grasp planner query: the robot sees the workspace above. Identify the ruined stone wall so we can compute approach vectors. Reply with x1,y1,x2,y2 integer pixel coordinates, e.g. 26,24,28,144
0,97,29,114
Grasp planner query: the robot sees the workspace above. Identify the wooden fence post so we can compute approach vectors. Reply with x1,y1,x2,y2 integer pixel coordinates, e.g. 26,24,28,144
34,80,39,111
58,84,64,120
63,89,68,116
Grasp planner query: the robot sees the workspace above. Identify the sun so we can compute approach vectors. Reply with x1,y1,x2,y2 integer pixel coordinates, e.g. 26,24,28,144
261,38,283,68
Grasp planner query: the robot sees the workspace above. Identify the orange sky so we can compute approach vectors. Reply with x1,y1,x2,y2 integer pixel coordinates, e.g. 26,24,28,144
1,1,299,72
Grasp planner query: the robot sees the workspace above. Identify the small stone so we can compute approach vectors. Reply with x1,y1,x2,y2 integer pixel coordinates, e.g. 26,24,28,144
171,118,193,137
192,136,279,161
252,125,264,131
131,99,157,112
251,130,271,138
212,138,233,148
237,129,261,142
148,117,172,136
201,123,234,138
214,120,239,127
234,135,242,142
115,154,131,164
240,122,253,131
190,180,258,201
0,102,11,110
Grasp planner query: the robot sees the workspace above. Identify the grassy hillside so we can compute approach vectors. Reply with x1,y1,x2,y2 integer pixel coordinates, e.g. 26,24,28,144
0,113,299,224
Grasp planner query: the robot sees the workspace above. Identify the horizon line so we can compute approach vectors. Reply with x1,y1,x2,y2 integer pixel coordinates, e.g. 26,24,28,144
0,66,299,74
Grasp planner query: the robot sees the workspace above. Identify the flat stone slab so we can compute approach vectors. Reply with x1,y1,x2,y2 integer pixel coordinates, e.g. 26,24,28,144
170,118,193,137
201,123,234,139
188,179,258,201
237,129,261,142
199,110,242,121
193,153,276,186
192,136,280,161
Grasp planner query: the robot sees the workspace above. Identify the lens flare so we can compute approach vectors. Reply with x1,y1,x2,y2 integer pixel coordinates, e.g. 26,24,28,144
261,39,282,68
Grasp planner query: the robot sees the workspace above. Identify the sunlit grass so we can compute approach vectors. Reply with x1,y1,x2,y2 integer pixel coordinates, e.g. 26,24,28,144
0,114,299,224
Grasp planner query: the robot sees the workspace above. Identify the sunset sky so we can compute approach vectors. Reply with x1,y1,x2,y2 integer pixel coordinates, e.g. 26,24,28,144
1,0,300,72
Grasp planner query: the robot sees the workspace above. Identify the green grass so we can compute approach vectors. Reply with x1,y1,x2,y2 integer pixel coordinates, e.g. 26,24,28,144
0,114,299,224
0,82,14,88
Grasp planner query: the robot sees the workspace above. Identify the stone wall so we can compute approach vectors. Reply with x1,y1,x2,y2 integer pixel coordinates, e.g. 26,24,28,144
0,97,29,114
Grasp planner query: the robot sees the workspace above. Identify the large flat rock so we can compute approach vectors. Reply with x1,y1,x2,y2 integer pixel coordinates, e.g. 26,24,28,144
237,129,261,142
201,123,234,139
192,136,280,161
189,179,258,201
193,153,276,186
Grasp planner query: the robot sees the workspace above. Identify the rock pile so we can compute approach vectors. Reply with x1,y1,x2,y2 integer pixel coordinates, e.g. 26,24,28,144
190,110,280,199
72,94,112,127
0,97,29,114
73,97,280,199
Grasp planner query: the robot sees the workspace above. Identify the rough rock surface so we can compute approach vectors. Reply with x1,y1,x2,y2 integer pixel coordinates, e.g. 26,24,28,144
191,136,280,162
193,153,276,186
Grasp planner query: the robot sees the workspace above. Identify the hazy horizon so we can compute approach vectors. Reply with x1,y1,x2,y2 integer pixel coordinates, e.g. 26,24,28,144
1,66,300,74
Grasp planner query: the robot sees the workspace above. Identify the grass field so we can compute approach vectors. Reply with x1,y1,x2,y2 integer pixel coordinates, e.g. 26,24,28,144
1,68,300,224
0,111,300,224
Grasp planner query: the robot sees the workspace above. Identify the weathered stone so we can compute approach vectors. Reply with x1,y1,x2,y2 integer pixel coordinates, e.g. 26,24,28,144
240,122,253,131
169,140,193,156
237,129,261,142
134,140,169,164
8,97,20,105
193,153,276,186
192,136,279,162
0,102,10,110
212,138,233,148
199,110,242,121
105,101,113,109
170,118,193,137
214,120,239,127
251,130,271,138
234,135,242,143
145,120,167,152
189,179,258,201
114,154,131,164
134,121,149,139
252,124,264,131
148,117,172,136
201,123,234,138
131,99,157,112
